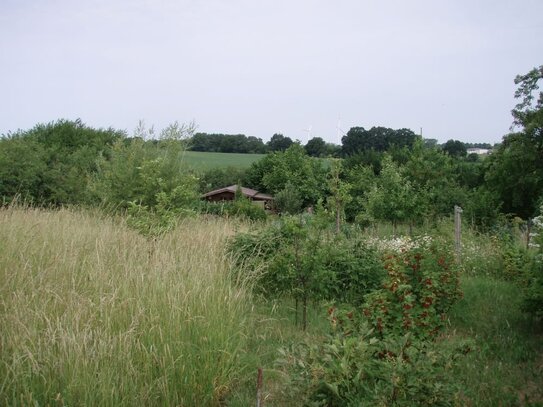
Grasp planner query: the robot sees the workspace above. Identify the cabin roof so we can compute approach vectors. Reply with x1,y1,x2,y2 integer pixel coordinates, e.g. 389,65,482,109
202,185,274,200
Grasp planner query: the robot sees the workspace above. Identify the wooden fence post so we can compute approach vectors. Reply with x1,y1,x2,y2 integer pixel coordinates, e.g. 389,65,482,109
454,205,463,262
256,367,263,407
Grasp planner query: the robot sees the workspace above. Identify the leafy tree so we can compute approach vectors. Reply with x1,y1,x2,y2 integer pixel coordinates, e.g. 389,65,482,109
343,149,384,175
189,132,267,153
511,65,543,134
198,167,247,192
0,119,124,206
304,136,327,157
485,133,543,218
252,144,327,207
485,65,543,218
344,164,376,223
246,136,268,154
327,159,352,233
341,127,417,156
267,133,293,152
423,138,438,148
91,122,198,212
228,216,385,330
442,139,467,157
463,187,501,230
243,155,268,192
455,159,484,189
404,139,467,219
365,155,421,232
0,137,47,203
275,182,303,214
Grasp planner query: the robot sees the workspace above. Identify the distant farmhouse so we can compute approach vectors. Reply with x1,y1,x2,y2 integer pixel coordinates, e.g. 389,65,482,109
467,148,491,155
202,185,274,211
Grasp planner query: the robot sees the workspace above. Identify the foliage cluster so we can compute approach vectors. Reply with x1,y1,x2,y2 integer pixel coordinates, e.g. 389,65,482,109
362,239,462,339
274,237,466,405
341,126,418,156
228,215,385,329
459,209,543,323
1,66,541,227
245,144,327,208
199,194,268,222
278,330,470,406
198,166,248,192
485,64,543,219
304,136,341,157
190,132,267,154
504,206,543,320
0,119,123,205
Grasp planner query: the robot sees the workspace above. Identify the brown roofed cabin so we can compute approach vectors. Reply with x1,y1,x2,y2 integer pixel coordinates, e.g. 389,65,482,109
202,185,274,211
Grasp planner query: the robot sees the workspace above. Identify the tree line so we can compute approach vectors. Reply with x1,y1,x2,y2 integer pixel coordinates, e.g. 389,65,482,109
186,127,491,158
0,66,541,224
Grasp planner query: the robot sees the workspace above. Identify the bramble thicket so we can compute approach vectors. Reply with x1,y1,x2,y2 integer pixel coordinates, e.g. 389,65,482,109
0,67,542,405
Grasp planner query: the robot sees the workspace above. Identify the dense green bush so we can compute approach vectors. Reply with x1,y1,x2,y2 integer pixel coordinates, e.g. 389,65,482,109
278,321,470,406
362,239,462,339
199,196,267,222
0,119,123,206
228,215,385,329
273,237,466,405
521,206,543,320
274,182,304,214
198,166,247,192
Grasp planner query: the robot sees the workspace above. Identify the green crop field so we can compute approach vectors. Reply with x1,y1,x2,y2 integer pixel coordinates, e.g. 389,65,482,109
181,151,265,170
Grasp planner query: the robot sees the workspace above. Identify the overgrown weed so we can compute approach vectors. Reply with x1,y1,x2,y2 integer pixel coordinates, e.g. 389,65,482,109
0,207,253,406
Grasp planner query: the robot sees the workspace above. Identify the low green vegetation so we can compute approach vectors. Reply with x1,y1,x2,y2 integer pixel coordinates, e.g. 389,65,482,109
0,207,254,406
0,66,542,405
448,277,543,405
1,206,542,406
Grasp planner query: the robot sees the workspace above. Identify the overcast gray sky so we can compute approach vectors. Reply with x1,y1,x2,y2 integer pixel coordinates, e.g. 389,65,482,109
1,0,542,144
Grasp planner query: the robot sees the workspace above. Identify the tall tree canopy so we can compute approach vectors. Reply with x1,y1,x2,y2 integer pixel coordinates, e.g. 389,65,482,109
304,136,327,157
485,65,543,218
442,139,467,157
189,133,267,153
246,144,326,206
341,126,417,156
267,133,293,152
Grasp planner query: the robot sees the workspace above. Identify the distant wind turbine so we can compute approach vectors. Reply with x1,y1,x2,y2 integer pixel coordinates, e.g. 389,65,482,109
336,116,346,144
303,125,312,142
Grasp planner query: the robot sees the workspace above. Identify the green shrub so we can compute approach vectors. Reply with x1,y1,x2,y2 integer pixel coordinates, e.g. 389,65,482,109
362,239,462,340
522,207,543,320
274,239,466,406
227,216,385,328
275,182,303,214
277,325,471,406
227,196,268,221
200,199,268,221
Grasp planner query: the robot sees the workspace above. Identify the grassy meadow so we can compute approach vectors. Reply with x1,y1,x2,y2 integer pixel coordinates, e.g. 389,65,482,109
0,207,255,406
181,151,265,170
1,207,542,406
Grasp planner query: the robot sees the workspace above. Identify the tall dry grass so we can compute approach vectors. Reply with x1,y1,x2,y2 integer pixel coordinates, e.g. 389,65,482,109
0,207,253,406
